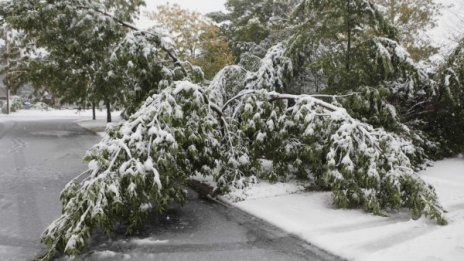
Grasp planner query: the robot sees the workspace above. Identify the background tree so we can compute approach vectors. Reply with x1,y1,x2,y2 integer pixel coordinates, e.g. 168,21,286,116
0,0,147,122
212,0,449,160
287,0,396,93
209,0,300,57
148,4,206,60
430,38,464,154
148,4,235,79
193,25,235,79
373,0,442,61
0,24,25,114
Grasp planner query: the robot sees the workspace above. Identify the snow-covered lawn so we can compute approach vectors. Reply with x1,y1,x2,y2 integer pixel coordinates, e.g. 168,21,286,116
224,158,464,261
75,118,121,137
0,109,107,121
0,110,121,136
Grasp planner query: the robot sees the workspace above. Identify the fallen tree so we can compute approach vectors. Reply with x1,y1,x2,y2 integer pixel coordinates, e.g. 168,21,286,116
40,81,447,260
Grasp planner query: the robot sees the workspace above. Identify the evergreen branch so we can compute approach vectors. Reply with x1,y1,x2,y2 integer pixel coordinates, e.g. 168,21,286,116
75,5,189,76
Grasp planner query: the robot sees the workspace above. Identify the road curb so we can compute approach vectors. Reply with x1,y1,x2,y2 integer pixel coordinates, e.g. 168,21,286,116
186,179,232,208
187,179,347,261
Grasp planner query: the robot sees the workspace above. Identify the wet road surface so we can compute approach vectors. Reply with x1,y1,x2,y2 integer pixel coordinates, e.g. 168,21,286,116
0,119,100,260
64,189,342,261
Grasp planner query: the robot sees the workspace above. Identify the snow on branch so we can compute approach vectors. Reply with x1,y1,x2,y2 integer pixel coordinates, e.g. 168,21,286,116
41,84,447,260
74,4,188,76
40,81,222,259
221,89,446,223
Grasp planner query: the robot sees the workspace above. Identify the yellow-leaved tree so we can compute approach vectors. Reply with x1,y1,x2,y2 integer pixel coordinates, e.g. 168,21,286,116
373,0,443,61
147,4,235,79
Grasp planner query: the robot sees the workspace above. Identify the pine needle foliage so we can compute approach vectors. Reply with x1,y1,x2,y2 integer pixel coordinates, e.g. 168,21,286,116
1,1,458,260
40,82,222,259
39,81,447,259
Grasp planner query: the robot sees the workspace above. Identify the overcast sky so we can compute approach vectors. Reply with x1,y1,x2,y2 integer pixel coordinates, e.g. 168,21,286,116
146,0,226,14
137,0,227,28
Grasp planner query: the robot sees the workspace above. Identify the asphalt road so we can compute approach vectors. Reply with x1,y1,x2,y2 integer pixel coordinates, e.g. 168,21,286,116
0,119,100,261
0,118,342,261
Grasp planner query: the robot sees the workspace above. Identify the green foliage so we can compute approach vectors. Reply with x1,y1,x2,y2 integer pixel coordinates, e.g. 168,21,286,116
372,0,442,61
285,3,447,159
245,43,293,93
40,77,449,259
0,25,29,93
329,87,435,167
211,0,300,56
108,31,169,117
208,65,248,104
239,53,262,72
38,71,449,259
0,0,155,117
428,39,464,154
40,82,222,260
287,0,397,92
3,1,459,260
219,90,446,225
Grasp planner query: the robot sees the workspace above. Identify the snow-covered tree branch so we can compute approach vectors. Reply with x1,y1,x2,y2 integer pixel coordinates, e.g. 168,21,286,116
40,81,447,259
2,1,462,260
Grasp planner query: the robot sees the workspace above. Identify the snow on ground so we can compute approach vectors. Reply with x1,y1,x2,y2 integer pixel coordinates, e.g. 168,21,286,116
76,118,121,137
0,109,108,121
227,157,464,261
0,109,121,136
192,174,307,202
129,238,170,246
224,181,307,202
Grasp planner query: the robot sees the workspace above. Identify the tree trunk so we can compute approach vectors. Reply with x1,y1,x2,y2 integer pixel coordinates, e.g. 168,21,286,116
92,102,96,120
389,0,396,25
344,0,353,91
6,88,10,115
346,0,352,72
5,29,10,115
105,98,112,123
316,75,320,93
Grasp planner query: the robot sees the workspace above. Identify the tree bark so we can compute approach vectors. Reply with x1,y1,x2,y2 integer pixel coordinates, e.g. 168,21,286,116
344,0,353,91
92,102,96,120
346,0,352,72
105,98,112,123
5,29,10,115
389,0,396,25
6,88,10,115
